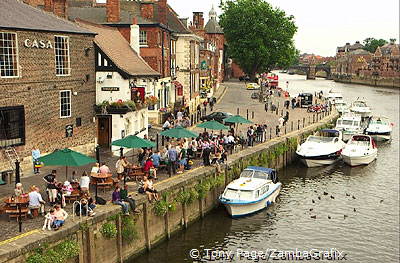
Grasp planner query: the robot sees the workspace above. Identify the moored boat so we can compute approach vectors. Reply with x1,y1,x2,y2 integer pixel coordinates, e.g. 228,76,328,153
296,129,346,167
335,113,364,142
350,99,372,118
341,135,377,166
327,91,343,105
334,99,349,114
365,116,393,142
219,166,281,218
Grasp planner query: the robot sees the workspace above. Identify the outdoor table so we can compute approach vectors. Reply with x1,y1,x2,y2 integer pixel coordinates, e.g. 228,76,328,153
91,173,113,196
4,196,29,227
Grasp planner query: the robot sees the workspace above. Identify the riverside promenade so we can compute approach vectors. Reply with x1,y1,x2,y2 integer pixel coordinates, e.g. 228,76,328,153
0,81,335,260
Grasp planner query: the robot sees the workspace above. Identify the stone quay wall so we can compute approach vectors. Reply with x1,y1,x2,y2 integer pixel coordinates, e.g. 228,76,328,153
0,112,339,263
333,75,400,89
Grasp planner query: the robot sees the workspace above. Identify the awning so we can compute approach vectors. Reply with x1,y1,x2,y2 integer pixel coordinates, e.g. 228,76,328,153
172,81,183,88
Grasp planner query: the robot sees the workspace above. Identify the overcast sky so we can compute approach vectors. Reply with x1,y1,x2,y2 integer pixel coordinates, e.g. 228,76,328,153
167,0,399,56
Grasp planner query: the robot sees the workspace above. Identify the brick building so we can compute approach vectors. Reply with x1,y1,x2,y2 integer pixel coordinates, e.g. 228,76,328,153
333,40,400,88
0,0,96,173
190,6,225,94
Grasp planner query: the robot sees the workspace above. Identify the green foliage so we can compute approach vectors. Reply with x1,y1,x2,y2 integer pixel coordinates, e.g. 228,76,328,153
154,192,176,217
121,216,138,243
288,137,298,150
175,189,198,205
363,37,388,53
26,240,79,263
100,222,117,239
79,222,89,232
220,0,298,77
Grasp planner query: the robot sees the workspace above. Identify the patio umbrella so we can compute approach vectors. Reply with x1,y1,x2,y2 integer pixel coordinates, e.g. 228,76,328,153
39,148,97,180
197,120,229,130
111,135,156,149
160,126,199,139
223,115,253,124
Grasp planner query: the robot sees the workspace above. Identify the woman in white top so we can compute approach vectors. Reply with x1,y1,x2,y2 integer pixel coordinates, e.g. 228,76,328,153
91,163,99,174
79,172,90,192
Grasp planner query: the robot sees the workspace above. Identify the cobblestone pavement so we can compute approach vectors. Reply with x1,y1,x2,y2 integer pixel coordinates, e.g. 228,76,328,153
0,81,331,242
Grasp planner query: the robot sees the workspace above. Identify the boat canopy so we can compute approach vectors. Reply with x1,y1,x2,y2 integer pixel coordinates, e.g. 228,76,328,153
246,166,275,174
242,166,278,183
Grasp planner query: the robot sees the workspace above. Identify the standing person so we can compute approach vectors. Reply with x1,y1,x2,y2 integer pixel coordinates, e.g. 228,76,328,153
291,97,296,109
286,81,289,90
112,186,129,215
115,156,129,180
177,110,183,126
167,145,178,177
201,140,211,166
285,100,290,110
32,146,41,174
256,124,263,142
247,126,254,146
162,118,171,130
203,100,208,115
43,170,58,205
264,102,268,112
79,172,90,192
209,99,214,112
177,146,187,174
28,186,45,216
284,111,289,126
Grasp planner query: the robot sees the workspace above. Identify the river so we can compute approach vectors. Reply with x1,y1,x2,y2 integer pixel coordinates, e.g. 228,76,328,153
134,74,399,263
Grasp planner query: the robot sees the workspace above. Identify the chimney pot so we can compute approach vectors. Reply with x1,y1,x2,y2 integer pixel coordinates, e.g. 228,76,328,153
157,0,167,25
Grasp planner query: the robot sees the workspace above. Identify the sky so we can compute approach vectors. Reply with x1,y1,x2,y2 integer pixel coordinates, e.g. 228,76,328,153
167,0,399,56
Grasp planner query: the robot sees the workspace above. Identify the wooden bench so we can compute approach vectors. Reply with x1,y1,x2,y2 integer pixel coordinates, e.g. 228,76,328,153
127,170,145,182
65,189,81,204
97,178,113,192
5,207,29,221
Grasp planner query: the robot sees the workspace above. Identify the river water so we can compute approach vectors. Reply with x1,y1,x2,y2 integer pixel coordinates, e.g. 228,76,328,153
134,74,399,263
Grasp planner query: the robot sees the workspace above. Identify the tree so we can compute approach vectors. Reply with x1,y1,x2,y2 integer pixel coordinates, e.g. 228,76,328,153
219,0,297,79
363,38,388,53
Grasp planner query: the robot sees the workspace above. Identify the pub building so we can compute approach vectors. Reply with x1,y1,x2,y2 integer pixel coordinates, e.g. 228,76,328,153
0,0,96,174
76,20,160,151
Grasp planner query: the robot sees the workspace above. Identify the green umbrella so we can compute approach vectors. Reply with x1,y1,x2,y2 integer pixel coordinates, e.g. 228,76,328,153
223,115,253,124
112,135,155,149
160,126,199,139
197,120,229,130
39,148,97,180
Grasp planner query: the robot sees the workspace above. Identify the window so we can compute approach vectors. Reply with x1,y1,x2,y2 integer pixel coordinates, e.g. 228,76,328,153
60,90,72,118
139,31,147,46
0,32,19,78
54,36,70,76
0,106,25,148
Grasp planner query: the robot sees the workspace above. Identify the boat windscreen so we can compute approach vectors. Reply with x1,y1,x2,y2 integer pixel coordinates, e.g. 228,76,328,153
253,171,269,180
307,136,335,143
224,189,253,200
240,170,254,178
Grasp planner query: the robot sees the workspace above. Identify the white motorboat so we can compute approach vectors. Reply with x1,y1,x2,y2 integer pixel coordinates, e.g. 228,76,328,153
365,116,393,142
342,135,377,166
335,113,364,142
350,99,372,118
334,99,349,114
327,91,343,105
219,166,281,218
296,129,346,167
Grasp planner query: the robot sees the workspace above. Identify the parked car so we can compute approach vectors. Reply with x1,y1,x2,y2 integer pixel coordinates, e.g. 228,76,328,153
246,83,260,90
251,92,259,99
239,75,250,81
298,93,313,108
200,112,233,123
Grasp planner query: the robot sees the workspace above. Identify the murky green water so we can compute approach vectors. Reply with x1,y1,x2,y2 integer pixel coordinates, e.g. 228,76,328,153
133,75,399,262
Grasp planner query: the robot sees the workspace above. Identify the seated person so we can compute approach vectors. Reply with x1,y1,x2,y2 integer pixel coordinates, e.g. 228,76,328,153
143,157,157,179
28,186,45,216
62,181,73,196
91,163,100,174
14,183,25,197
75,198,95,217
143,176,159,202
120,184,139,213
79,172,90,192
112,186,129,215
52,205,68,230
99,162,111,174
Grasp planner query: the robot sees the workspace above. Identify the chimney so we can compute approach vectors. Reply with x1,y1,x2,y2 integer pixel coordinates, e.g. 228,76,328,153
157,0,167,25
355,41,360,44
140,2,154,20
53,0,67,18
23,0,43,7
192,12,204,29
106,0,120,23
44,0,53,12
130,17,140,54
179,18,188,28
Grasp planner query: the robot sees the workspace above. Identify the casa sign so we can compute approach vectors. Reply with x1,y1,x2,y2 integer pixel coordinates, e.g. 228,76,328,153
24,39,53,49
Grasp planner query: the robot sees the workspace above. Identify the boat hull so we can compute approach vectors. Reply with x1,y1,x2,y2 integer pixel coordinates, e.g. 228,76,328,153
221,185,281,218
350,110,371,118
365,132,392,142
300,157,339,168
342,152,377,166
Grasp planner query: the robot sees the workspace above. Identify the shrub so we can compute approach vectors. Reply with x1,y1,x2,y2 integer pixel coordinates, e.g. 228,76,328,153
26,240,79,263
121,216,138,243
100,222,117,239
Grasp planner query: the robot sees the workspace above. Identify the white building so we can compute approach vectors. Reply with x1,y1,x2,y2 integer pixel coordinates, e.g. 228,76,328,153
77,20,160,152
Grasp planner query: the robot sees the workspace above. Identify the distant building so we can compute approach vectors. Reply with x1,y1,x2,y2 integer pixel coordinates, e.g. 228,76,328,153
0,0,96,172
333,40,400,88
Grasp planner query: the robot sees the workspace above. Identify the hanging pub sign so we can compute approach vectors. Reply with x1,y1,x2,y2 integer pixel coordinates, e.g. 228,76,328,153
200,60,208,70
65,125,73,138
101,87,120,91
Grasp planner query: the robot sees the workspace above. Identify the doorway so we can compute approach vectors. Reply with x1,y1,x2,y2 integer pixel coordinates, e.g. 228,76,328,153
98,116,111,147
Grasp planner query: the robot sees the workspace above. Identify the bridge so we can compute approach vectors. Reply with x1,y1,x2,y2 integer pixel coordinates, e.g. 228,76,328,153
288,64,332,80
